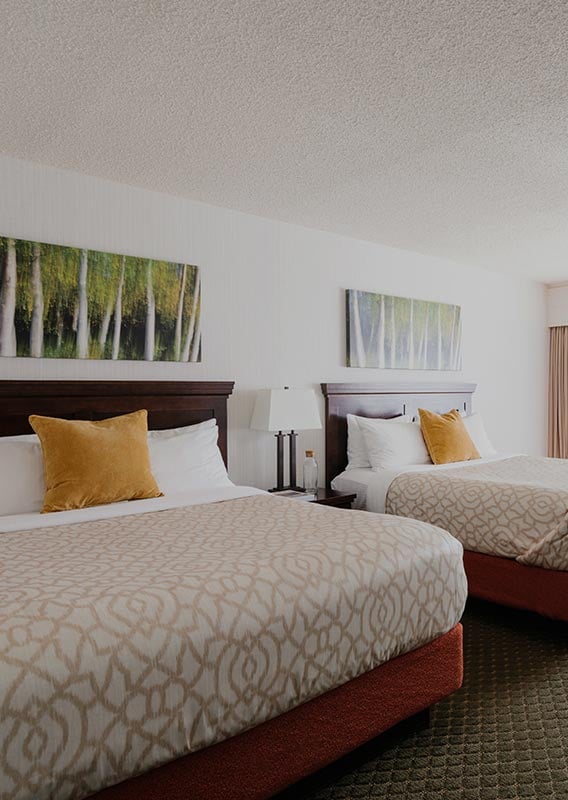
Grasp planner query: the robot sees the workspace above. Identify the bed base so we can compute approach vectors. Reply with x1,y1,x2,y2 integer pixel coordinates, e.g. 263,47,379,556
273,708,430,799
464,550,568,622
91,624,463,800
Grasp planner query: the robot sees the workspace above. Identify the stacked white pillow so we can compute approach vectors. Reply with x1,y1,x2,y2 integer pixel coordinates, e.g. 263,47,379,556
355,416,432,471
148,418,233,492
0,417,232,516
460,412,497,457
0,436,45,515
346,413,412,469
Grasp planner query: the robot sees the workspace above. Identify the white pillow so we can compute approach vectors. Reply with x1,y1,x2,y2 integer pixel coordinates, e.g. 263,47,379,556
346,413,411,470
461,413,497,457
0,438,45,515
357,416,432,471
0,432,39,443
147,417,216,441
148,420,233,493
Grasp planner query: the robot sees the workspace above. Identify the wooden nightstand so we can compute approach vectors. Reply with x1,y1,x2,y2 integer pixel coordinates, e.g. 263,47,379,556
310,489,357,509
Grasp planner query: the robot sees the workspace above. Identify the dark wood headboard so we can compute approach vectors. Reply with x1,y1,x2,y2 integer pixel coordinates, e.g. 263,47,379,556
0,380,235,466
321,382,477,487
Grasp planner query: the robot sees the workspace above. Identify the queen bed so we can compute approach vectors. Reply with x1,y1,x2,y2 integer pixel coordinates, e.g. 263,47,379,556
0,380,465,800
323,382,568,623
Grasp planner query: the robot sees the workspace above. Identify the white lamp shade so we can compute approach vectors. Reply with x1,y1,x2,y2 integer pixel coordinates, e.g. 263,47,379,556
250,388,322,432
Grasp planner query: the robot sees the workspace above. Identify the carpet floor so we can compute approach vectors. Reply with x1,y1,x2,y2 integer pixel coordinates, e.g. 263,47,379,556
308,601,568,800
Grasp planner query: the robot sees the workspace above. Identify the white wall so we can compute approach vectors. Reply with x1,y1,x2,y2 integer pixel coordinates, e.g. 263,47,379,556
547,285,568,327
0,155,548,487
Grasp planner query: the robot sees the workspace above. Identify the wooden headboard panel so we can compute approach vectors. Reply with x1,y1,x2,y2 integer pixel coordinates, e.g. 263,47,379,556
0,380,235,465
321,382,477,487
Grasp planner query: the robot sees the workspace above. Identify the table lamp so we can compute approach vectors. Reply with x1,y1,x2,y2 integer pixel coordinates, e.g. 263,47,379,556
250,387,322,491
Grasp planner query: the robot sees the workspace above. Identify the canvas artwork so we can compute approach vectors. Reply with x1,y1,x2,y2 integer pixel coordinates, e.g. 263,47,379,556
0,236,201,362
346,289,462,370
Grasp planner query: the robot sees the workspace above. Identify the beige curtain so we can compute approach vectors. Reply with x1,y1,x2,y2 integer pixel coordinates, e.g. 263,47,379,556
548,326,568,457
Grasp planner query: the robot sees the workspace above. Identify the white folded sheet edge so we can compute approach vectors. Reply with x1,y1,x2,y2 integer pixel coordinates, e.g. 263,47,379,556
0,485,267,533
332,454,520,514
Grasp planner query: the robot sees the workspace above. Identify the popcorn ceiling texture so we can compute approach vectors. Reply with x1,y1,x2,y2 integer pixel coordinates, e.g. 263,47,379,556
1,0,567,281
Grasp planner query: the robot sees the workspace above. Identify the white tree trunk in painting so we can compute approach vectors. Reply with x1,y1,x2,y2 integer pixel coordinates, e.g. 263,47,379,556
145,259,156,361
408,298,414,369
0,238,17,357
56,306,64,348
377,294,385,368
30,242,44,357
189,281,202,362
350,290,366,367
449,306,458,370
452,313,462,370
437,304,442,369
417,306,424,366
422,305,430,368
182,270,200,362
368,313,377,357
174,263,187,361
390,295,396,368
76,249,90,358
112,255,126,360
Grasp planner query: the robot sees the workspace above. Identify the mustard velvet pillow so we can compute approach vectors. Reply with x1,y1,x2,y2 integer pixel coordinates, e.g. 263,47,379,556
29,410,162,513
418,408,481,465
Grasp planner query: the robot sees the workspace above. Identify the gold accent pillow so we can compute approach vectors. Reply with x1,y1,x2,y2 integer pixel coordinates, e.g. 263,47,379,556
418,408,480,465
29,410,162,513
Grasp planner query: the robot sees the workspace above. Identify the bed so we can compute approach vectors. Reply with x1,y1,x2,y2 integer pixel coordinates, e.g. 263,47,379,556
0,380,465,800
323,382,568,623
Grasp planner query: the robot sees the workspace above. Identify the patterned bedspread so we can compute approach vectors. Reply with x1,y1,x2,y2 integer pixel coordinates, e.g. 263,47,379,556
385,456,568,570
0,494,465,800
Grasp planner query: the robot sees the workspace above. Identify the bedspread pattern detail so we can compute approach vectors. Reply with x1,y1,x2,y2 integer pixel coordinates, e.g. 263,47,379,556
385,456,568,569
0,495,465,800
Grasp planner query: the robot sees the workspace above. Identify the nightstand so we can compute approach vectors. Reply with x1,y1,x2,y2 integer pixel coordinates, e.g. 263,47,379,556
310,489,357,509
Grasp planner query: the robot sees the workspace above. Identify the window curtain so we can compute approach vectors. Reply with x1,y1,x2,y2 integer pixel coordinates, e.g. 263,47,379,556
548,326,568,458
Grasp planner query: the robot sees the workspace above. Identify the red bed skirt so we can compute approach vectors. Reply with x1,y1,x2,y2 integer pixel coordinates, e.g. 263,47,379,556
92,624,463,800
463,550,568,622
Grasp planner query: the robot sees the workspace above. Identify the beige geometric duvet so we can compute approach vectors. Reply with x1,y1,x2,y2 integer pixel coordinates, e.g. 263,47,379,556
0,494,466,800
386,456,568,571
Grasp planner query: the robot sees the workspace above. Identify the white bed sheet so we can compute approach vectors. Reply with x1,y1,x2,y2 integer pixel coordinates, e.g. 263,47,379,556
330,468,379,509
0,485,266,532
332,454,518,513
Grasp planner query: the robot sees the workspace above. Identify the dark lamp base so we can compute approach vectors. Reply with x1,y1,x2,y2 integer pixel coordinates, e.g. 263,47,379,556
272,429,303,492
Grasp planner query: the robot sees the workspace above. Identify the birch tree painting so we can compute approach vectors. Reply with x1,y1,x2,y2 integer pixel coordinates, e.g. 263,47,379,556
346,289,461,370
0,236,202,362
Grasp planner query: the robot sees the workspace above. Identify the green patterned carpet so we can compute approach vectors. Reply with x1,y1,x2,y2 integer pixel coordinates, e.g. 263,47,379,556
309,601,568,800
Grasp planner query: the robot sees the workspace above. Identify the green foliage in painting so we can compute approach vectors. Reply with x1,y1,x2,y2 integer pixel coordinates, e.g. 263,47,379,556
346,289,461,370
0,236,201,362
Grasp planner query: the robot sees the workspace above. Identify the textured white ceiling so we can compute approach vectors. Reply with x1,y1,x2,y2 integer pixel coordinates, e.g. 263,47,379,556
1,0,568,282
